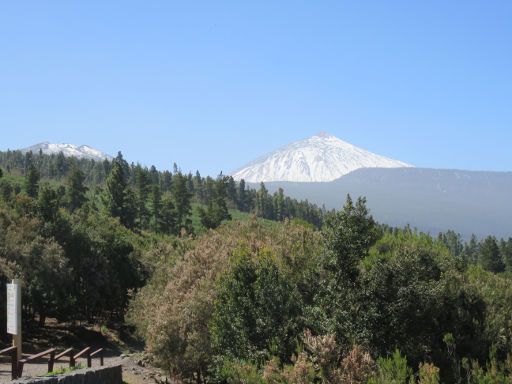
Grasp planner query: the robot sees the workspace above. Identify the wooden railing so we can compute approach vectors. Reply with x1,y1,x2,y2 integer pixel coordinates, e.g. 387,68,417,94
1,345,105,379
0,346,18,380
18,348,56,377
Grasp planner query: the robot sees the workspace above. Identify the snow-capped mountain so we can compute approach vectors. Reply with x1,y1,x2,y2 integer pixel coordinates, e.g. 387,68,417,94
20,142,113,161
231,132,413,182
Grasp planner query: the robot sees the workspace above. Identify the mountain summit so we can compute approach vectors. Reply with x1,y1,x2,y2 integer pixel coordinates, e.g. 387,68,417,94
21,142,112,161
231,133,412,182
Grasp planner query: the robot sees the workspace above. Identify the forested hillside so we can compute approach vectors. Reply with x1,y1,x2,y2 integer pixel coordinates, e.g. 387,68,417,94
0,149,326,230
0,149,325,333
0,149,511,383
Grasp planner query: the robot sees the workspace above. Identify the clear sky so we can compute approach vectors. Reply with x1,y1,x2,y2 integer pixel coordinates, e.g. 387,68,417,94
1,1,511,176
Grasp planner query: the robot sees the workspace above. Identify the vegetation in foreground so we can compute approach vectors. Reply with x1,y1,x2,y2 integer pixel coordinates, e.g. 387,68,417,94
0,150,511,383
129,197,512,383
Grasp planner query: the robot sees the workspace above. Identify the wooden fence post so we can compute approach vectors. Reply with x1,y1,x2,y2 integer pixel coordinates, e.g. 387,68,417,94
48,349,55,373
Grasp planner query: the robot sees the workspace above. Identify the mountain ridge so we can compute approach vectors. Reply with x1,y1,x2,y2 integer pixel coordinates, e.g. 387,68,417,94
20,142,113,161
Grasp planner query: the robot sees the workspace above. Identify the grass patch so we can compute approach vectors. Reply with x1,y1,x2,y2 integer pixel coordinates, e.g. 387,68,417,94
46,363,84,376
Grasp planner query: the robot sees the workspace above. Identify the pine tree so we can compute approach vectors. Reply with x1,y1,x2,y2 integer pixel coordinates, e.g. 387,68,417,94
500,238,512,272
134,166,150,228
38,184,60,223
438,230,464,258
479,236,505,273
464,234,479,264
0,167,3,178
172,172,192,234
226,176,237,206
25,163,40,198
55,152,68,178
66,167,88,211
150,184,163,233
193,171,203,201
160,192,177,234
256,182,272,219
237,179,248,211
104,153,135,228
161,171,173,192
149,165,159,185
199,177,231,229
274,188,285,221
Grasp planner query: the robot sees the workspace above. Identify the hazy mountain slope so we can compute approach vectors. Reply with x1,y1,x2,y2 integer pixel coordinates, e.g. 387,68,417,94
232,132,412,182
21,142,112,161
255,168,512,238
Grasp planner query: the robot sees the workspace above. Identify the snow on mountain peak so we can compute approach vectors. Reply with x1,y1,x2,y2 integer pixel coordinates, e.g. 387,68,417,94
20,142,113,161
231,134,413,183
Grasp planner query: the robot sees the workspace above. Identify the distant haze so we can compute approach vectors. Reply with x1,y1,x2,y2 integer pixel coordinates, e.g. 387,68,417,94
257,168,512,239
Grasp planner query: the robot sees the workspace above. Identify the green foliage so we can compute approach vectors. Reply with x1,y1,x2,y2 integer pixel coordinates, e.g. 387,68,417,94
65,166,87,211
210,248,302,363
198,176,231,229
25,163,40,198
103,153,136,228
46,363,84,376
316,195,379,344
368,350,413,384
217,359,265,384
322,195,378,283
465,266,512,360
128,219,322,381
478,236,505,273
3,149,512,383
172,171,193,233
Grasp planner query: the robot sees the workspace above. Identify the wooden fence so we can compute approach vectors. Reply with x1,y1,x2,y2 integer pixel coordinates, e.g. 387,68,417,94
0,345,104,379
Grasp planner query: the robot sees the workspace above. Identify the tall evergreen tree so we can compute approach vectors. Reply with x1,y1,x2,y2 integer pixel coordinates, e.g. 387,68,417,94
66,167,88,211
255,182,272,219
274,188,285,221
134,165,150,228
172,172,192,234
25,163,40,198
103,153,135,228
479,236,505,273
38,184,61,223
198,177,231,229
237,179,249,211
160,192,177,235
150,184,163,233
226,176,237,206
161,170,173,192
500,238,512,272
464,234,480,265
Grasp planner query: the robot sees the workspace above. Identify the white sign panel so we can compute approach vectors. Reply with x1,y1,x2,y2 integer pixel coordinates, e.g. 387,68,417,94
7,283,20,335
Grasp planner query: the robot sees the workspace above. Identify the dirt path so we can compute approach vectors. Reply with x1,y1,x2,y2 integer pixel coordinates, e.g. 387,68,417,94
0,320,176,383
0,352,175,383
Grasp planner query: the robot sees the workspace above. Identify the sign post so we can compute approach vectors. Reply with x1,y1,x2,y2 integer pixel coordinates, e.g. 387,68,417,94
7,279,21,361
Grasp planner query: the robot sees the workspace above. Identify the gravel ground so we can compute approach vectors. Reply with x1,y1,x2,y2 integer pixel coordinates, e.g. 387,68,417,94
0,353,176,383
0,320,174,384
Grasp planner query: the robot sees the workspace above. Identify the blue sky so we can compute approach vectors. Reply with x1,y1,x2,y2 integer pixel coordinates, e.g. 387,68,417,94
1,1,511,176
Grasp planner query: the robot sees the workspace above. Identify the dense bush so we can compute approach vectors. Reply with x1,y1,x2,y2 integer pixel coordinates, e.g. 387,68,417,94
128,219,322,381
